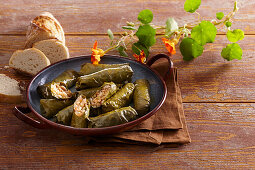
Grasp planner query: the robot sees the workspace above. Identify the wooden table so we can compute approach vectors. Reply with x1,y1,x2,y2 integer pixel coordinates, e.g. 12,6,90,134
1,0,254,169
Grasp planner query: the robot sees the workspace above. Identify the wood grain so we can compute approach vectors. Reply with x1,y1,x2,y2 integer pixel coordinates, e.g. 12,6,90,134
1,34,254,102
0,103,254,169
0,0,254,34
0,0,254,168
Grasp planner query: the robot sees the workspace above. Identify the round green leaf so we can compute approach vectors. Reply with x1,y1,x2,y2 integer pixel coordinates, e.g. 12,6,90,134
180,37,204,61
132,42,149,57
135,24,156,48
216,12,224,20
138,9,153,24
221,43,242,61
226,29,244,43
225,21,232,27
184,0,201,13
191,21,217,45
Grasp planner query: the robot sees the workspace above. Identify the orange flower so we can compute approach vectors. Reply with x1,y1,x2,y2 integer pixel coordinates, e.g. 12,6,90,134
133,50,146,64
162,38,178,55
91,41,105,65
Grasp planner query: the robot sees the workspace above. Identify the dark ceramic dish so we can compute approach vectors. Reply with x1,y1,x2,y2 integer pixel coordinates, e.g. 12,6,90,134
13,54,171,135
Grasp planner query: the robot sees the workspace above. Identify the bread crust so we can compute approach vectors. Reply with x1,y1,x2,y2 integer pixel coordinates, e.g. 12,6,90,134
25,12,65,48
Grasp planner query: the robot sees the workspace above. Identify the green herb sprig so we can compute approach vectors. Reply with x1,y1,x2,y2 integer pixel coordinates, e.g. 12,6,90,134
104,0,244,62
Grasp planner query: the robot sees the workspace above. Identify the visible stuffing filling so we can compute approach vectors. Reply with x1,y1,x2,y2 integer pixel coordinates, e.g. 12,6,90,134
74,95,89,117
51,83,72,99
90,84,112,108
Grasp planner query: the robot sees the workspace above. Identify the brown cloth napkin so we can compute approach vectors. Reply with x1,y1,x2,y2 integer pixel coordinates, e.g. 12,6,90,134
90,61,191,145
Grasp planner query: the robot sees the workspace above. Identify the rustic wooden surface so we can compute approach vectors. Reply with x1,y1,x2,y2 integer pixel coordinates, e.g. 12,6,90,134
0,0,255,169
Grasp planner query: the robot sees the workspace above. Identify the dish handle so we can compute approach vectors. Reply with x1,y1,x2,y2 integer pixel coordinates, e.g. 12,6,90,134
13,106,48,129
146,53,173,81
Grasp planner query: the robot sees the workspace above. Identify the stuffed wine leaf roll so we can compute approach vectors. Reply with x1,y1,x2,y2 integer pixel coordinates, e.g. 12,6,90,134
88,106,138,128
38,69,79,99
102,83,135,113
76,65,133,89
40,99,74,118
70,95,90,128
80,63,129,75
133,79,151,116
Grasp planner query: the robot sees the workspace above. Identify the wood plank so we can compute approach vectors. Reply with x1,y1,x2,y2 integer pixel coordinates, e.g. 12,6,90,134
0,103,254,169
0,0,254,34
0,35,254,102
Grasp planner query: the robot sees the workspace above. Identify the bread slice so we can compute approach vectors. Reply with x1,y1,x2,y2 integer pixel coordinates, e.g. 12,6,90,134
33,39,69,64
25,12,65,48
9,48,50,76
0,74,23,104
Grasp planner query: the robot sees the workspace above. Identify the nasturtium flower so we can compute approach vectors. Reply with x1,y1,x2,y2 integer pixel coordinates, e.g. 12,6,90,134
162,38,178,55
91,41,105,65
133,50,146,64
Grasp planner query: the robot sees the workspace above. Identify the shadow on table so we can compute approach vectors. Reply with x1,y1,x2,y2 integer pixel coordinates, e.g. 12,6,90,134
5,109,186,153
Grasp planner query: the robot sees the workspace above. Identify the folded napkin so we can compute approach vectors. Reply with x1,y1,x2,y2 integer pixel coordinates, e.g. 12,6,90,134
90,61,191,145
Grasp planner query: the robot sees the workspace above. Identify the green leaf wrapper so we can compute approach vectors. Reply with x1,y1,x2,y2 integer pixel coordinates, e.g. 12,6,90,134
55,105,74,125
70,96,90,128
78,87,101,99
102,83,135,113
80,63,129,75
40,99,74,118
76,65,133,89
133,79,151,116
88,106,138,128
71,113,88,128
37,70,79,99
90,82,118,109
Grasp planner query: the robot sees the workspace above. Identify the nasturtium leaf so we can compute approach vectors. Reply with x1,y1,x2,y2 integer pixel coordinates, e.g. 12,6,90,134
225,21,232,27
117,46,129,58
138,9,153,24
226,29,244,43
165,18,179,36
191,21,217,45
184,0,201,13
216,12,224,20
107,29,114,40
122,26,136,30
221,43,242,61
136,24,156,48
132,42,149,57
180,37,204,61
